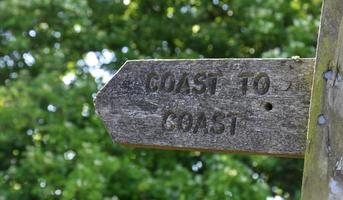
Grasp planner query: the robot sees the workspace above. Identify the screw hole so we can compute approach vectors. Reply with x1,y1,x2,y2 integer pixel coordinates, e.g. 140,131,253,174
323,70,333,81
263,102,273,111
318,114,327,125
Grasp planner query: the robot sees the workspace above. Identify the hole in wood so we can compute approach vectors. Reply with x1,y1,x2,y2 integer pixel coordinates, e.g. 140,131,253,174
317,114,327,125
263,102,273,111
323,70,333,80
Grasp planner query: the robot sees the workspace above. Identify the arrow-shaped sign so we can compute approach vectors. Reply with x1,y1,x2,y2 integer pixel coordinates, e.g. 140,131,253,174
94,58,313,157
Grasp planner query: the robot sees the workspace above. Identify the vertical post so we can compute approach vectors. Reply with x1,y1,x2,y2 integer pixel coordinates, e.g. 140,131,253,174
302,0,343,199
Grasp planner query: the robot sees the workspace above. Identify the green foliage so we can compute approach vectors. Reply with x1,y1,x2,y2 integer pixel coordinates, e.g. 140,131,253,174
0,0,320,199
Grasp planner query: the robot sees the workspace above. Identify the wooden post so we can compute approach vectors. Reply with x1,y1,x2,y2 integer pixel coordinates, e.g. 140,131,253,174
301,0,343,199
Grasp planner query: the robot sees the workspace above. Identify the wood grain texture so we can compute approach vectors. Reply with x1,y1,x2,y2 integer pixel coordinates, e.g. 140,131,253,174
302,1,343,199
94,59,314,157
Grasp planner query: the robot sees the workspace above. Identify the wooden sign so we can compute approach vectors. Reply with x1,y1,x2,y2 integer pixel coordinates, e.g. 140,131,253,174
301,1,343,199
95,59,313,157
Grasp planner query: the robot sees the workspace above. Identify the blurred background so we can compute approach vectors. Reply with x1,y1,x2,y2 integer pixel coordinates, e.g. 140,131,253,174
0,0,321,199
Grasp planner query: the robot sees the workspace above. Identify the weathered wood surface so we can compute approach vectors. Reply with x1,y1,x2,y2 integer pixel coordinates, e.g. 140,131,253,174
301,1,343,199
94,59,313,157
